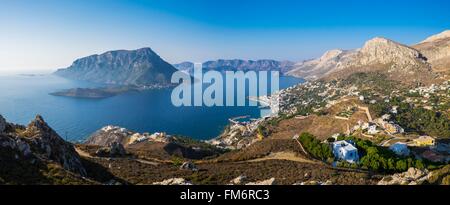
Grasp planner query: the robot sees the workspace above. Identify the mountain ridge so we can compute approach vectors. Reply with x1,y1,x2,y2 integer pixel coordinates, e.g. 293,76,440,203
174,59,295,75
287,36,441,85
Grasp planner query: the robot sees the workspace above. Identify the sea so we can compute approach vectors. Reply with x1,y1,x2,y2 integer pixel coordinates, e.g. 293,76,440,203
0,74,304,142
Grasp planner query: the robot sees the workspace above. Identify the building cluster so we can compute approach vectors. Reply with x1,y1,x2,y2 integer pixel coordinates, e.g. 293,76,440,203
406,81,450,111
129,132,171,144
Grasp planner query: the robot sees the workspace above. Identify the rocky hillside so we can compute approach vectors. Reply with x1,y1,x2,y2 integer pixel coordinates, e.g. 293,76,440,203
413,30,450,73
55,48,178,86
286,49,356,80
85,126,223,160
288,35,442,85
0,115,89,184
174,59,295,75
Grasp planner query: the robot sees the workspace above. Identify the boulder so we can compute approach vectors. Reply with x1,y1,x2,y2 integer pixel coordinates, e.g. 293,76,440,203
229,175,247,185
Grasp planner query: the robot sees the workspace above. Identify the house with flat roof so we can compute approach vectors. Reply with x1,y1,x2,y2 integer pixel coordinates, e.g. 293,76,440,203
414,136,436,147
332,140,359,163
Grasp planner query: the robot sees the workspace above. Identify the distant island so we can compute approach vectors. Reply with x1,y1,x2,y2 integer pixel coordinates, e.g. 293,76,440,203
50,83,175,99
50,86,139,99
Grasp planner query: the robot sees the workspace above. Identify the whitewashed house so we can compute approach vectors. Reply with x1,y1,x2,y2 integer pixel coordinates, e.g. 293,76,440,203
389,142,410,156
332,140,359,163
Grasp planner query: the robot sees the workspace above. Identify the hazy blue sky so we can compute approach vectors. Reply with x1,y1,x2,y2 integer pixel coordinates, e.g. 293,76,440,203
1,0,449,74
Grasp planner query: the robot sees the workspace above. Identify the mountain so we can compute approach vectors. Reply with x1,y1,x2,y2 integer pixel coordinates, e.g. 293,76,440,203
174,59,295,75
413,30,450,73
203,59,295,73
286,49,357,80
173,61,195,75
0,114,89,184
54,48,178,86
288,37,436,85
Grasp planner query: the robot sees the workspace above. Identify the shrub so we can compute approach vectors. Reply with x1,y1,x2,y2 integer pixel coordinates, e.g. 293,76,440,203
298,133,333,161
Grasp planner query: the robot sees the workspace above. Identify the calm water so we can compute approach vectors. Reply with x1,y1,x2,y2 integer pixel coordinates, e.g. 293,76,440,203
0,74,303,141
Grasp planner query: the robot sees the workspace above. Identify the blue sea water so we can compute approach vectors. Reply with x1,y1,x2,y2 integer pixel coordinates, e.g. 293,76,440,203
0,74,303,141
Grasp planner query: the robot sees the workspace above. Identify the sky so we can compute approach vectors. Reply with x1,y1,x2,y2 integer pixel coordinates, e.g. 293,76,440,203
0,0,449,74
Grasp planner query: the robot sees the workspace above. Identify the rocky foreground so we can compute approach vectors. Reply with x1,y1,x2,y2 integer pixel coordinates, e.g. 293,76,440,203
1,114,449,185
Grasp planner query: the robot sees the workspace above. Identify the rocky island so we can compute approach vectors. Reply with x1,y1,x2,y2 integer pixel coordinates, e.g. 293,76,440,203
52,47,187,98
54,47,179,87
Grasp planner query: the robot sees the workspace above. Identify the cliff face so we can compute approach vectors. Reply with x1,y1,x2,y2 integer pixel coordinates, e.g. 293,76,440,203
55,48,178,86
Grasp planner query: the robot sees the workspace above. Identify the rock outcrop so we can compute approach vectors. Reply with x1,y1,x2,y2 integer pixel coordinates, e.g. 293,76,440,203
152,178,193,185
229,175,247,185
0,115,87,178
378,168,430,185
23,115,87,176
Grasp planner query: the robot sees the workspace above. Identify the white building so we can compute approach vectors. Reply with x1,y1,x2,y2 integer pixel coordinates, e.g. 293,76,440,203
333,140,359,163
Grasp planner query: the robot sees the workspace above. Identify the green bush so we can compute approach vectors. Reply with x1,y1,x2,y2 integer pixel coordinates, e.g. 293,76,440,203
298,133,333,161
342,136,428,173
